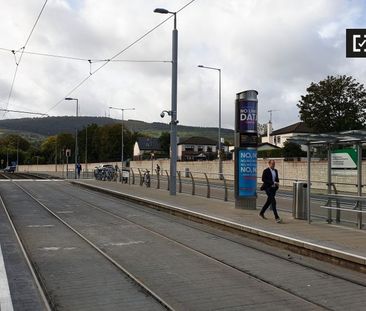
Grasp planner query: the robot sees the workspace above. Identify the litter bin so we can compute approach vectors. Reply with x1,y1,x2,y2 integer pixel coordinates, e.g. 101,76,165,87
122,168,130,184
185,168,190,178
292,182,308,220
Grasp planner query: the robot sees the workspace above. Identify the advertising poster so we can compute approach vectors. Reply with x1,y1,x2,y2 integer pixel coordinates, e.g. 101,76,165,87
238,148,257,197
238,100,257,133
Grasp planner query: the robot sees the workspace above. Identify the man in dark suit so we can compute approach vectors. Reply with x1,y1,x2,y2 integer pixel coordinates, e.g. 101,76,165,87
259,160,282,223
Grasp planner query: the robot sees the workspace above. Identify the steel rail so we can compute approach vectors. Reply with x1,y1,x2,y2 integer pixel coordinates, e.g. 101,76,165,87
12,181,175,311
0,194,52,311
37,182,349,309
67,183,366,285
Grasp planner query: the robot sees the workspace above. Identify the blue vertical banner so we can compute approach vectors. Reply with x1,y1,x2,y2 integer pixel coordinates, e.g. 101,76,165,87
238,148,257,197
235,90,258,208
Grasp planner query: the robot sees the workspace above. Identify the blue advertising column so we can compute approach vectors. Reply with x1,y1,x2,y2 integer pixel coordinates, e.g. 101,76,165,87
234,90,258,209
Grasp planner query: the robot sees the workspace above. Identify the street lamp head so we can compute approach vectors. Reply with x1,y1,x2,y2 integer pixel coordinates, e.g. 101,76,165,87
197,65,221,71
65,97,77,101
154,8,170,14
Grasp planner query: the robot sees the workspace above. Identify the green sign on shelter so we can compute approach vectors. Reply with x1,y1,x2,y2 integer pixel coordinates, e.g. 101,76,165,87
331,148,357,169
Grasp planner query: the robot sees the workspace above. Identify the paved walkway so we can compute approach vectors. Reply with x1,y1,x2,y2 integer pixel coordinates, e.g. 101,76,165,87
72,179,366,271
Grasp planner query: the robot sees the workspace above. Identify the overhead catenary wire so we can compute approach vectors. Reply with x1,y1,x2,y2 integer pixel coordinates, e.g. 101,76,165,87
46,0,197,114
45,16,173,113
0,108,48,116
3,0,48,116
0,47,171,64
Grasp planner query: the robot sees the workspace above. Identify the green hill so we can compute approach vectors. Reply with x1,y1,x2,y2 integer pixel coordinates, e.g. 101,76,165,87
0,116,234,143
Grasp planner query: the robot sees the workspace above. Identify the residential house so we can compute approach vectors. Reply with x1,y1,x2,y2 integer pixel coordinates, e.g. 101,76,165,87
178,136,217,161
262,121,314,148
133,137,162,160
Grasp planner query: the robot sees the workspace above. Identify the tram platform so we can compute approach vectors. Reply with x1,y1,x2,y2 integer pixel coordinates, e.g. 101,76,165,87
72,179,366,273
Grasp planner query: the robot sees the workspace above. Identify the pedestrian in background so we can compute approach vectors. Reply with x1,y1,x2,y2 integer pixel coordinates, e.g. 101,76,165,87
76,163,82,179
259,159,282,223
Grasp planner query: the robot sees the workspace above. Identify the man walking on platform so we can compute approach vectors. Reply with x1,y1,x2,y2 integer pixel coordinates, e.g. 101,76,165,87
259,160,282,223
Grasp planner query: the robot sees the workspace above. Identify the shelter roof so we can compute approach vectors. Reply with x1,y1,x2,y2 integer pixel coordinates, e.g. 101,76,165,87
287,130,366,145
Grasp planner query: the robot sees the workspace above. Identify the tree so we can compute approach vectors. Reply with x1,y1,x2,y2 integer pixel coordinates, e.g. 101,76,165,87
298,75,366,132
56,133,75,163
0,134,31,167
257,123,267,136
282,141,306,158
0,134,30,151
159,132,170,155
40,136,57,164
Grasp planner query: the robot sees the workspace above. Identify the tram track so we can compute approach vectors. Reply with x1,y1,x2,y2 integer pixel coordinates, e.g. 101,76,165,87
11,181,366,310
48,186,333,310
0,172,12,179
2,181,173,311
0,172,47,180
64,184,366,288
0,194,52,311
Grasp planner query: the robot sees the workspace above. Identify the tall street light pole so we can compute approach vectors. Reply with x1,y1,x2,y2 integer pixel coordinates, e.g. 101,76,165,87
65,97,79,179
109,107,135,169
16,139,19,172
85,126,88,174
154,7,178,195
198,65,222,178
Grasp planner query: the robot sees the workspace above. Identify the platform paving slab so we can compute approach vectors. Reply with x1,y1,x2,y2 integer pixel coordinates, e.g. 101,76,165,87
71,179,366,271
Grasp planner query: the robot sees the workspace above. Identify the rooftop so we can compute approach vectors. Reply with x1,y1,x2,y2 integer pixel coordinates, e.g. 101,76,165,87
178,136,217,146
271,122,314,135
136,137,162,150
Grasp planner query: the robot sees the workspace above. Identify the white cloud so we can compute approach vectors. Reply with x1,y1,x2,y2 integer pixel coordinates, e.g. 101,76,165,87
0,0,366,129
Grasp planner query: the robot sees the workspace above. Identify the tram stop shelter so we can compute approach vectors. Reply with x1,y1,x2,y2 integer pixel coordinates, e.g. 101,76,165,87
287,130,366,229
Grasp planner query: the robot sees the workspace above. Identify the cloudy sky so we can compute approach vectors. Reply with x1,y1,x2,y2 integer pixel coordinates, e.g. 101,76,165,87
0,0,365,131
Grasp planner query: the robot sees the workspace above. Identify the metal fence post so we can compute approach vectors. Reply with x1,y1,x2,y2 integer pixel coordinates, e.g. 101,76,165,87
327,145,332,223
177,171,182,193
222,174,228,201
138,168,143,186
189,171,195,195
130,168,135,185
331,183,341,223
165,170,170,191
156,169,160,189
204,173,210,198
357,143,363,229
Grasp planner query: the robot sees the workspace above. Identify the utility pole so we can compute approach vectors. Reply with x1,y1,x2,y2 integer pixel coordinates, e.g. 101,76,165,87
109,107,135,170
85,126,88,174
267,109,280,123
267,109,279,145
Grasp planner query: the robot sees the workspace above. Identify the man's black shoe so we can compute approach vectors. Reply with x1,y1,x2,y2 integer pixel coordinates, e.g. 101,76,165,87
259,213,267,220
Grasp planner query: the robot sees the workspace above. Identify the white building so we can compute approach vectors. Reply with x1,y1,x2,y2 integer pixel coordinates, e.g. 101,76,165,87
177,137,217,161
133,137,162,160
262,121,314,148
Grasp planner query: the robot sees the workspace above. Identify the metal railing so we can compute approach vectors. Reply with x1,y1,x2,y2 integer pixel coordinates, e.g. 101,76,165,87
33,167,365,230
128,168,365,229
